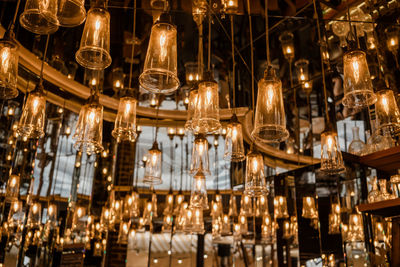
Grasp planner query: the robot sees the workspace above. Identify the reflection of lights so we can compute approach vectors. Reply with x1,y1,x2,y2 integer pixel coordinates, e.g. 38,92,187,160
153,259,158,264
178,259,183,264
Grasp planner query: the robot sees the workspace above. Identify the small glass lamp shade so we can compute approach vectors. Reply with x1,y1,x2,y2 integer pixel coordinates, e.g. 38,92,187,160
190,171,209,210
244,150,267,196
192,76,221,134
139,16,179,94
7,200,23,228
192,0,207,25
221,214,231,235
162,214,173,232
0,38,18,99
347,213,364,242
72,206,86,230
111,199,123,223
123,194,133,219
182,208,193,232
112,67,125,93
320,128,345,174
279,31,295,62
191,207,205,234
75,7,111,70
233,223,241,240
190,134,210,175
374,222,386,242
163,193,174,216
255,195,268,217
238,211,248,234
342,50,376,108
19,0,58,34
224,114,245,162
39,0,86,27
73,100,104,154
46,203,58,229
17,85,46,139
212,216,222,240
252,68,289,143
117,221,130,244
112,96,137,142
332,20,350,48
5,174,20,201
241,193,253,216
375,90,400,131
185,89,199,131
210,200,222,219
261,214,273,242
302,197,318,219
130,191,140,217
185,62,202,85
228,194,238,217
385,26,399,53
27,202,41,228
223,0,238,14
294,59,309,84
274,196,289,219
143,142,162,185
328,212,341,235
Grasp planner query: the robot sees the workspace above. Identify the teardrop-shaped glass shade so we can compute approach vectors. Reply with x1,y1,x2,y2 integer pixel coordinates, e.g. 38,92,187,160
27,202,42,228
5,174,20,201
224,115,245,162
342,50,376,108
40,0,86,27
17,88,46,139
139,20,179,94
320,129,345,174
73,101,104,154
19,0,59,34
252,68,289,143
0,39,18,99
375,90,400,131
117,221,130,244
190,134,210,175
190,172,209,210
228,194,238,217
192,79,221,134
75,7,111,70
274,196,289,219
184,89,199,131
143,142,162,185
191,207,205,234
244,150,268,196
112,96,137,142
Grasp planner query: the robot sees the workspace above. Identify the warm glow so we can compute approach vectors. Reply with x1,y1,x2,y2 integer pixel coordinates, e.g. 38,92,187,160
351,59,360,83
32,203,39,214
1,47,10,71
381,95,389,115
10,176,17,187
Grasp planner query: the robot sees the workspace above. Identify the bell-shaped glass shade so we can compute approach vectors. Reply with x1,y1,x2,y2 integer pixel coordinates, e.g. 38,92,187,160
274,196,289,219
224,115,245,162
184,89,199,131
185,62,202,85
17,87,46,139
45,203,58,229
385,26,399,53
255,195,268,217
143,142,162,185
238,211,248,234
27,202,41,228
139,19,179,94
261,213,273,242
375,90,400,131
191,207,205,234
75,7,111,70
294,59,309,84
72,206,86,231
279,31,295,62
5,174,20,201
182,207,193,233
192,79,221,134
117,221,130,244
19,0,58,34
347,213,364,242
162,214,173,232
212,216,222,240
252,68,289,143
302,197,318,219
244,150,268,196
7,200,24,228
0,39,18,99
190,172,209,210
320,129,345,174
241,193,253,216
221,214,231,235
73,101,104,154
112,96,137,142
228,194,238,217
163,193,174,216
190,134,210,175
210,199,222,219
342,50,376,108
39,0,86,27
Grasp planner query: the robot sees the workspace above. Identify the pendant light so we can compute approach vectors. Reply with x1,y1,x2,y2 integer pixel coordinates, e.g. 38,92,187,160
238,210,248,235
185,62,202,86
19,0,58,34
182,207,193,233
117,220,130,244
244,148,268,196
190,134,210,175
7,200,23,228
191,207,205,234
328,203,341,234
212,216,222,240
252,0,288,143
347,213,364,242
45,201,58,230
39,0,86,27
273,196,289,219
294,59,309,85
256,195,268,217
143,141,162,185
221,214,231,235
385,26,400,68
139,13,179,94
75,5,111,70
241,192,253,216
5,173,20,201
184,88,199,131
190,170,209,210
302,196,318,219
279,31,295,63
375,90,400,132
228,194,238,217
27,202,42,228
162,214,173,232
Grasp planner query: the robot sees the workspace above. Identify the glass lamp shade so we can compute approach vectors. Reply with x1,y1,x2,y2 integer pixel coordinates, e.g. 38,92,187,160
0,38,18,99
73,101,104,154
130,191,140,217
252,68,289,143
27,202,41,228
7,200,23,228
241,193,253,216
223,0,238,14
117,221,130,244
221,214,231,235
274,196,289,219
100,207,111,229
228,194,238,217
185,62,202,85
375,90,400,131
279,31,295,62
72,206,86,230
5,174,20,201
17,86,46,139
302,197,318,219
112,67,125,93
143,142,162,185
238,211,248,234
385,26,399,53
191,77,221,134
19,0,58,34
46,203,58,229
224,114,245,162
75,7,111,70
233,223,241,240
190,134,210,175
139,18,179,94
190,172,209,210
163,193,174,216
347,213,364,242
294,59,309,84
111,200,123,223
162,214,173,232
261,214,273,242
332,20,350,48
320,128,345,174
184,89,199,131
182,208,193,233
112,96,137,142
255,195,268,217
39,0,86,27
151,193,158,218
192,0,207,25
244,150,268,196
191,207,205,234
123,194,134,219
342,50,376,108
328,211,341,235
212,216,222,240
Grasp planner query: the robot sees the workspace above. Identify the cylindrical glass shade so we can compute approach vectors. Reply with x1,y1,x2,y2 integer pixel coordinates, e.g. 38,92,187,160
139,18,179,94
182,207,193,233
185,89,199,131
162,214,173,232
255,195,268,217
238,211,248,234
163,193,174,216
385,26,399,53
46,203,58,229
191,207,205,234
39,0,86,27
17,86,46,139
212,216,222,240
112,67,125,93
190,134,210,175
261,214,273,242
143,142,162,185
375,90,400,131
73,100,104,154
221,214,231,235
112,96,137,142
190,172,209,210
7,200,23,228
5,174,20,201
0,39,18,99
252,68,289,143
228,194,238,217
191,78,221,134
274,196,289,219
210,200,222,219
347,213,364,242
27,202,41,228
241,193,253,216
117,221,130,244
185,62,202,86
72,206,86,231
224,114,245,162
302,197,318,219
328,204,341,235
294,59,309,84
320,129,345,174
19,0,58,34
332,20,350,48
244,150,267,196
75,7,111,70
233,223,241,240
279,31,295,62
223,0,238,14
342,50,376,108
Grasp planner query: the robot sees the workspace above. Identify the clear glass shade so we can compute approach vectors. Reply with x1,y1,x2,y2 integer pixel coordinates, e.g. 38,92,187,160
320,129,345,174
162,214,173,232
19,0,59,34
0,39,18,99
301,197,318,219
7,200,23,228
241,193,253,216
139,21,179,94
27,202,42,228
191,207,205,234
184,89,198,131
385,26,399,53
347,213,364,242
223,0,238,14
163,193,174,216
72,206,86,230
244,150,267,196
185,62,202,85
224,115,245,162
39,0,86,27
274,196,289,219
375,90,400,131
238,211,248,234
143,142,162,185
332,20,350,47
294,59,309,84
342,50,376,108
75,7,111,70
5,174,20,201
252,68,288,143
279,31,295,62
190,172,209,210
117,221,130,244
190,134,210,175
191,79,221,134
46,203,58,228
112,96,137,142
228,194,238,217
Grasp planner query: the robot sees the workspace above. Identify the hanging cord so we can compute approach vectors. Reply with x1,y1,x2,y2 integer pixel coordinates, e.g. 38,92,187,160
154,95,160,142
198,22,204,78
265,0,270,66
215,142,219,192
169,139,174,190
128,0,137,91
180,138,183,191
230,15,236,111
246,0,255,118
8,0,21,34
39,35,50,87
207,3,212,71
